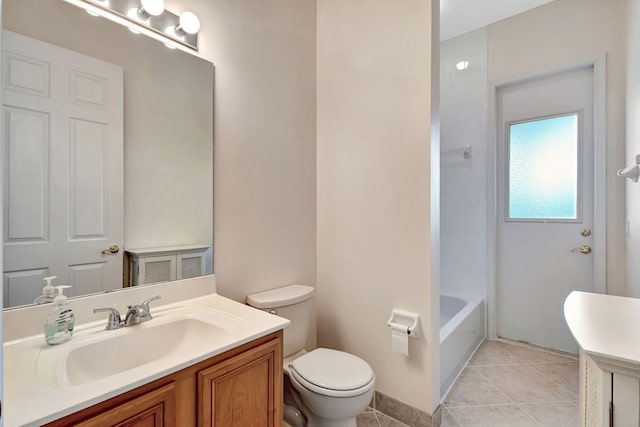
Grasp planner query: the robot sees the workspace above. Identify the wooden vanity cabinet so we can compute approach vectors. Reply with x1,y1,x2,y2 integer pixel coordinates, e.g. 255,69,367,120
43,331,283,427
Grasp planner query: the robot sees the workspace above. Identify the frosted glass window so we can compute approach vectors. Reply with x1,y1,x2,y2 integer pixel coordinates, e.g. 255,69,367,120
507,113,579,220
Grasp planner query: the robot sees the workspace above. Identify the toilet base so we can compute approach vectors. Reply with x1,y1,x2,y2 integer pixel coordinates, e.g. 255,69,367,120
284,371,371,427
305,413,357,427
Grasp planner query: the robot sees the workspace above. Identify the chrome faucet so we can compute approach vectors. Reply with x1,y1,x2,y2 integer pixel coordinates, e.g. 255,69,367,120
124,295,161,326
93,307,124,330
94,295,161,330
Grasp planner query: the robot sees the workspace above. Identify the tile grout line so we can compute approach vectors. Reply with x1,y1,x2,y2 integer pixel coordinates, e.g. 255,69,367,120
460,341,574,426
527,362,580,399
372,409,382,427
455,365,544,427
495,338,579,360
444,406,466,427
473,366,518,405
445,399,580,409
446,340,578,426
375,409,411,427
477,362,575,407
469,361,576,367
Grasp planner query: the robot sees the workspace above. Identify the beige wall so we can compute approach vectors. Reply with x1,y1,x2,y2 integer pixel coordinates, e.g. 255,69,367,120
316,0,440,413
625,0,640,296
168,0,318,302
488,0,628,295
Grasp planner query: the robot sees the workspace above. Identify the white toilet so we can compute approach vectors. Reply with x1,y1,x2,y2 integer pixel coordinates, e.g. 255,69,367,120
247,285,375,427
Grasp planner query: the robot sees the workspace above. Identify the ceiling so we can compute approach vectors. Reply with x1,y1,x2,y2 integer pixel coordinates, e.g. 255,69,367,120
440,0,555,41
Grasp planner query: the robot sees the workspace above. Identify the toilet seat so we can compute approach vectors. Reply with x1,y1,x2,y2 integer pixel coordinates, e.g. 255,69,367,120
290,348,375,398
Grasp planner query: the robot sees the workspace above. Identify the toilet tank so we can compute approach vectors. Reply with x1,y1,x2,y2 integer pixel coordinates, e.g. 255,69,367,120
246,285,314,357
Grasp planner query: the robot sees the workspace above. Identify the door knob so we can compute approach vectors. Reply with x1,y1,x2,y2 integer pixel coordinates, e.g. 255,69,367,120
101,244,120,255
571,245,592,255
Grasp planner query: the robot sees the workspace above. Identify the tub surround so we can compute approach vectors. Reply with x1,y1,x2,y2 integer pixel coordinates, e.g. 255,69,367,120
440,295,485,398
3,275,290,426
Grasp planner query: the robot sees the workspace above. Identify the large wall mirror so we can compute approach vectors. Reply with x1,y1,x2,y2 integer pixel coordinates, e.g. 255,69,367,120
2,0,214,308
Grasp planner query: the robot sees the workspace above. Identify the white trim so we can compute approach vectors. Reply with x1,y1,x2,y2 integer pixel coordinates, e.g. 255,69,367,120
0,1,4,421
486,55,608,339
592,55,607,295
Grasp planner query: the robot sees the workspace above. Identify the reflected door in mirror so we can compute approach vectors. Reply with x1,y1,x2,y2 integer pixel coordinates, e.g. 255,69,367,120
2,31,124,307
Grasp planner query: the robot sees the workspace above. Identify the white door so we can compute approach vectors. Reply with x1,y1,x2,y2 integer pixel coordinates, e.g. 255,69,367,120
2,31,123,307
497,67,594,353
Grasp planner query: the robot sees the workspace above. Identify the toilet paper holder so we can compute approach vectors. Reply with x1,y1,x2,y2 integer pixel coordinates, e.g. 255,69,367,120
387,309,421,338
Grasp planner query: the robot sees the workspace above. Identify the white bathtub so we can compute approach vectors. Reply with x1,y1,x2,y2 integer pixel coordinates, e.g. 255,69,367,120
440,295,484,399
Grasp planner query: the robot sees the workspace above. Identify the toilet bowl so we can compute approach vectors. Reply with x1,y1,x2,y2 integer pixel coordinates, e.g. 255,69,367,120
247,285,375,427
287,348,374,427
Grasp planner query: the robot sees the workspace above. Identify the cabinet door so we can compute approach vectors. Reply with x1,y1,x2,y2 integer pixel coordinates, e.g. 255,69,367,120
612,373,640,426
583,354,611,427
177,251,206,279
75,382,176,427
198,338,282,427
139,255,177,285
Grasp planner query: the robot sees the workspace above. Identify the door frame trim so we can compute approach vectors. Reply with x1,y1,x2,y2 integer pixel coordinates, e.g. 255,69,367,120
486,55,607,339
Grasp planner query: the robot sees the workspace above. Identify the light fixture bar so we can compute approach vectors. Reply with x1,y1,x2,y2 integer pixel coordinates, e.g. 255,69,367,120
62,0,199,53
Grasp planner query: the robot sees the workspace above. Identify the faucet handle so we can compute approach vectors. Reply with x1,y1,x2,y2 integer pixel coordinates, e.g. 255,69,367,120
93,307,123,330
141,295,161,318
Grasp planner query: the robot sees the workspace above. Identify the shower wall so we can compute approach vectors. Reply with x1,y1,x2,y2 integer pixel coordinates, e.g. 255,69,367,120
440,28,488,300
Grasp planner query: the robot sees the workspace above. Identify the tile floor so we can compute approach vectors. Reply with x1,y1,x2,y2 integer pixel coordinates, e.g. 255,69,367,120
290,339,579,427
356,408,411,427
441,339,579,427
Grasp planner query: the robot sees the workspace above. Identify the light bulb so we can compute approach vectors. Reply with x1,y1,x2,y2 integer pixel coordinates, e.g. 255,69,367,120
127,7,148,23
456,60,470,71
178,11,200,35
141,0,165,16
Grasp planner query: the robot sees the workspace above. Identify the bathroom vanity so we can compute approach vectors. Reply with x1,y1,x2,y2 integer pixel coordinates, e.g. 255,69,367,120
564,291,640,427
3,276,289,426
43,331,282,426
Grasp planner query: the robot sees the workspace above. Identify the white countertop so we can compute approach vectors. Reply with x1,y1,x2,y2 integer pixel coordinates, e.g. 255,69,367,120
3,277,289,427
564,291,640,370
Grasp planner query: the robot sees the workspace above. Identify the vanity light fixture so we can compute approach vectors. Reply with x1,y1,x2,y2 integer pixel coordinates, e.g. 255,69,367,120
63,0,200,54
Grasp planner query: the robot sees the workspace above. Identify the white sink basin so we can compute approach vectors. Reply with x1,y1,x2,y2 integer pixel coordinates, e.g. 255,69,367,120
36,305,247,386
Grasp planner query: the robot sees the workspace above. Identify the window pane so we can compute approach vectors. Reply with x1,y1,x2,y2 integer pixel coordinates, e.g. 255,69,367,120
508,114,579,220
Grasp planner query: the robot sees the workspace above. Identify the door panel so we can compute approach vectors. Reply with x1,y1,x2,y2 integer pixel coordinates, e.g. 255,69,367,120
497,67,594,353
2,30,123,306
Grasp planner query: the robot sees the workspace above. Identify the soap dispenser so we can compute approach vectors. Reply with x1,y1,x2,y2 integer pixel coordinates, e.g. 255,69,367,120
34,275,57,305
44,286,75,345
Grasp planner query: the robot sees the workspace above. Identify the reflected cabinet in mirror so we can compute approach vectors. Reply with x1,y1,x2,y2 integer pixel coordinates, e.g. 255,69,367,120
2,0,214,308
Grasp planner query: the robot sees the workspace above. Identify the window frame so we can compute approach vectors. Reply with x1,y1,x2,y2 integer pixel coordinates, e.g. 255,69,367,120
504,110,584,223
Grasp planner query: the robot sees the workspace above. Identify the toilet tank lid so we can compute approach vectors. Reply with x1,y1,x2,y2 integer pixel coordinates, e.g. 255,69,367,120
246,284,315,308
